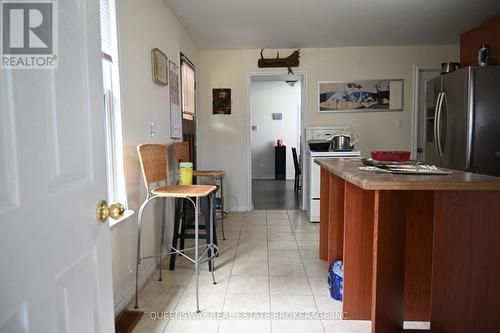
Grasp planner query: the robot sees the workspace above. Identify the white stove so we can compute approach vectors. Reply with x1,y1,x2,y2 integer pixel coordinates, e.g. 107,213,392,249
307,149,361,157
304,127,361,222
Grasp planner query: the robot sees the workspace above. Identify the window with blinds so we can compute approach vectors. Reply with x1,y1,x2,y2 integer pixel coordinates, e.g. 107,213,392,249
181,56,196,120
100,0,113,60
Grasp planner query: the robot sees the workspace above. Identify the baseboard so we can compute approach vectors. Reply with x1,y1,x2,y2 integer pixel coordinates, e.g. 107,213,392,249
231,206,250,212
113,252,161,316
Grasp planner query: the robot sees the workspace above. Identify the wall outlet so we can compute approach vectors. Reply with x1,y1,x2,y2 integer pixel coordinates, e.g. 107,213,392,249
272,113,282,120
252,125,258,131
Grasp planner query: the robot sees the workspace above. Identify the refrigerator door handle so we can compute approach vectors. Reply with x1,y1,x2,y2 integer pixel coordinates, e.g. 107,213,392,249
438,92,447,157
434,92,443,158
465,69,475,171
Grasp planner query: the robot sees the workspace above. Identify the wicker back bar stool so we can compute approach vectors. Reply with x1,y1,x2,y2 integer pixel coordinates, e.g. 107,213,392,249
134,144,218,313
172,142,226,243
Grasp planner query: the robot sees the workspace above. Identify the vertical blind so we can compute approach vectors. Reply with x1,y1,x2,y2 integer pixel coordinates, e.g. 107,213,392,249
181,58,196,116
100,0,113,59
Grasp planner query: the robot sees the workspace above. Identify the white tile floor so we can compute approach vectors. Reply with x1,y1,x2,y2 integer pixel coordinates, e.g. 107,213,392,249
130,210,430,332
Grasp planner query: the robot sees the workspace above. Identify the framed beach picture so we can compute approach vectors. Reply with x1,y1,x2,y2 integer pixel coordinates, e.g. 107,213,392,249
151,48,168,86
318,79,403,113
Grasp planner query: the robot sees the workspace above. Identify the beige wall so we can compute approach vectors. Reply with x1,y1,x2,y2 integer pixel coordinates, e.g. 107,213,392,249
111,0,198,314
197,46,459,210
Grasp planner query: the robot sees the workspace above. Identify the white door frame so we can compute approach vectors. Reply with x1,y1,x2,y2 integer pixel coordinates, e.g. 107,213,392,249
246,71,308,211
412,64,441,158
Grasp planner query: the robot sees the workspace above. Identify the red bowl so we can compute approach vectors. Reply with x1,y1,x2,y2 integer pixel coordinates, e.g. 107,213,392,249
370,151,411,162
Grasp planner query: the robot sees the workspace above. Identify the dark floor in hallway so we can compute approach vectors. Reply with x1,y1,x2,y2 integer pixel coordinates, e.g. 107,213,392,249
252,179,300,210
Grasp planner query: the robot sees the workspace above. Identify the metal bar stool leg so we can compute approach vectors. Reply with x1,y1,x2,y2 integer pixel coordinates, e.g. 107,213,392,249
220,174,226,240
135,196,153,309
158,198,166,281
210,192,217,284
202,196,213,271
194,196,200,313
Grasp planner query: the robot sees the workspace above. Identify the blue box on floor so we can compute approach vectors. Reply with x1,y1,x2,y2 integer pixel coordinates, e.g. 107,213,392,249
328,260,343,301
215,197,222,210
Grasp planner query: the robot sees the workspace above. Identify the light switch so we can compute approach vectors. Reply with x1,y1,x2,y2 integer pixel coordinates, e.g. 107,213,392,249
149,122,155,137
396,119,403,129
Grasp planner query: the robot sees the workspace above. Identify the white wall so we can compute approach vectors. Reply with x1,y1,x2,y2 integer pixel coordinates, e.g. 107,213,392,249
197,45,459,211
251,80,301,179
111,0,199,314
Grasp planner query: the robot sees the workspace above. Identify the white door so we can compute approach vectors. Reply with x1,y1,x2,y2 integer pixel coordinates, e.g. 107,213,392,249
0,1,115,332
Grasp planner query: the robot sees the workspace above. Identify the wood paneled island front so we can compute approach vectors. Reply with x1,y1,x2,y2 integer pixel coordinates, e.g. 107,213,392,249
315,158,500,333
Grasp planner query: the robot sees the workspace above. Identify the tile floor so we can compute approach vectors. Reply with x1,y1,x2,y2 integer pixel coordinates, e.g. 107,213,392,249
130,210,430,333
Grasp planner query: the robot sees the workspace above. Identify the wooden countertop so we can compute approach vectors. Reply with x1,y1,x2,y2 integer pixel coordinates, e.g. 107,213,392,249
314,158,500,190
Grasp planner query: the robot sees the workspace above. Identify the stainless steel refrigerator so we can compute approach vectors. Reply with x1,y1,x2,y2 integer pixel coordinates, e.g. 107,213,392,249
424,66,500,176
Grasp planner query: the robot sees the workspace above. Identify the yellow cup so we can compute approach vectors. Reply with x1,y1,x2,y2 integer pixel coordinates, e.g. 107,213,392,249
179,162,193,185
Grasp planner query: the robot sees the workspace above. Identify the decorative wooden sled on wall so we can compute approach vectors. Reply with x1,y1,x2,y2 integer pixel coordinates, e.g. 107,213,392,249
258,49,300,74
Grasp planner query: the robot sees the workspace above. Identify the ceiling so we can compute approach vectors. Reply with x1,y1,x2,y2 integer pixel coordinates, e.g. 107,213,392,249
163,0,500,50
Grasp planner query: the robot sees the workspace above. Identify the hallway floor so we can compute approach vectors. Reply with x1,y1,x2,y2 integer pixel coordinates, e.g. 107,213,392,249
130,210,429,333
252,179,300,210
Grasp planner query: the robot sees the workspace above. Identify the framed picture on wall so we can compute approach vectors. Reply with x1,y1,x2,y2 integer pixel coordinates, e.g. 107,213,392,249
151,48,168,86
169,61,182,139
318,79,403,113
213,88,231,114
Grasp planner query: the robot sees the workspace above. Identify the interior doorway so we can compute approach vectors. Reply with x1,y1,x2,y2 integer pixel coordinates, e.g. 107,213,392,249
249,74,305,210
413,65,441,161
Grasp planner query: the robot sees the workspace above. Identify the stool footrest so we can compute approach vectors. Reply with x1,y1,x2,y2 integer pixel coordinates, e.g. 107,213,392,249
176,233,208,239
182,225,207,230
169,244,219,263
139,243,219,263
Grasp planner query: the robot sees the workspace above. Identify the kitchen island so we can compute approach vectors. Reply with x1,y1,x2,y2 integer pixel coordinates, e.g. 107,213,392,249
315,158,500,333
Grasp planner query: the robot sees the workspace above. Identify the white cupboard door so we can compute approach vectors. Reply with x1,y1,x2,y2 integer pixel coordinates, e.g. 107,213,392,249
0,1,114,332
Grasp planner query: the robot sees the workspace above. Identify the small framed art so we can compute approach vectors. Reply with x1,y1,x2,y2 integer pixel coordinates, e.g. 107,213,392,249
212,88,231,115
151,48,168,86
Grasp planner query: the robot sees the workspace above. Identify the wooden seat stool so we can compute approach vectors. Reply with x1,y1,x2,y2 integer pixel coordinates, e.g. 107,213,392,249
172,142,226,251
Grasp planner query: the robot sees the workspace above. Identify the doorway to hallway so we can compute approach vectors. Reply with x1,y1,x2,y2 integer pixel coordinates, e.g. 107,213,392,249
249,74,304,210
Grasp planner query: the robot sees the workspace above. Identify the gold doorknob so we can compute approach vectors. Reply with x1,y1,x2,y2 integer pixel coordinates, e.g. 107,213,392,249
96,200,125,223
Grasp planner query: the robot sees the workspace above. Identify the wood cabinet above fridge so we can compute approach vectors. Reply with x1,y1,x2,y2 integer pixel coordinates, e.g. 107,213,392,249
460,15,500,67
